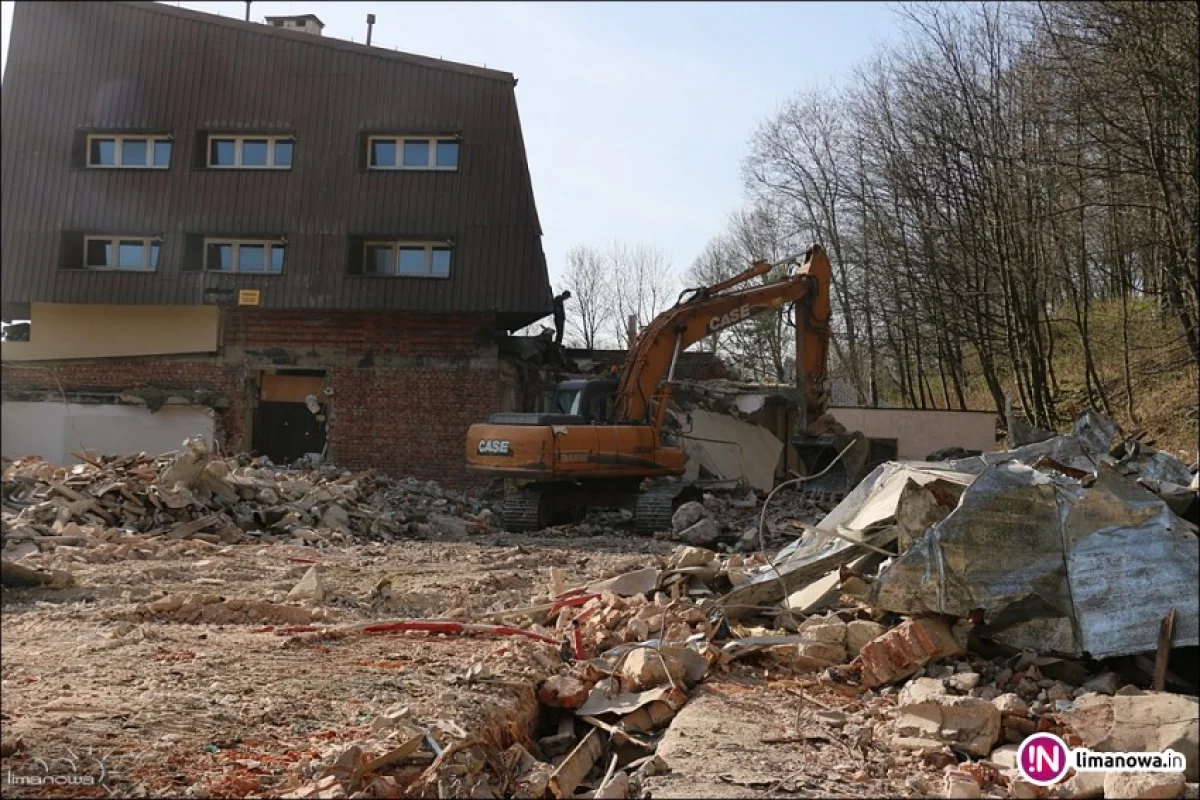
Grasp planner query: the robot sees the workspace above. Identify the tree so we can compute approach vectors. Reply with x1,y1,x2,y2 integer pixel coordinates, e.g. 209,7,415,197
562,245,613,350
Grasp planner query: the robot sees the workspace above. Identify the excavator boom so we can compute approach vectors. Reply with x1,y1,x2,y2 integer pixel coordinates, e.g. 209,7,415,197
613,244,832,423
464,243,835,533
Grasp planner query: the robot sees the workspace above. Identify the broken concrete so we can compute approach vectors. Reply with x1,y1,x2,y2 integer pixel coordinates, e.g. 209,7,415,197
1059,692,1200,781
893,693,1001,757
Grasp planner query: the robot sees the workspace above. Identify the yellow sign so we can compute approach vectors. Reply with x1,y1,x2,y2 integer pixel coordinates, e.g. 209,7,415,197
237,289,261,306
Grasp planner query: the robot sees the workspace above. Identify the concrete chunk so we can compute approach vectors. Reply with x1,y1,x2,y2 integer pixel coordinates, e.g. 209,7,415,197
893,695,1001,757
1102,772,1186,800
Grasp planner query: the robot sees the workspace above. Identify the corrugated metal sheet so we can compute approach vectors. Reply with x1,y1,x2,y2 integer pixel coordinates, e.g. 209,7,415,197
0,1,552,325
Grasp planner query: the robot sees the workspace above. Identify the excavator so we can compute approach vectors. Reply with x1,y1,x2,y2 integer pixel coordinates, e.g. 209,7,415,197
465,244,840,532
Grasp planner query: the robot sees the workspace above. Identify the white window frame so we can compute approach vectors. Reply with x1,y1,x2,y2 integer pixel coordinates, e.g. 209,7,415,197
86,134,172,169
203,238,287,274
82,236,161,271
206,135,294,169
366,136,459,171
362,241,452,278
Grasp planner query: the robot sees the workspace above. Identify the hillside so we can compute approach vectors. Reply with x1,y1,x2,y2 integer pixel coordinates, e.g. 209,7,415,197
952,299,1199,463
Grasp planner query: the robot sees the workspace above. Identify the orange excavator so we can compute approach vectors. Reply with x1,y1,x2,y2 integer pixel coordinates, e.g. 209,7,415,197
465,244,835,532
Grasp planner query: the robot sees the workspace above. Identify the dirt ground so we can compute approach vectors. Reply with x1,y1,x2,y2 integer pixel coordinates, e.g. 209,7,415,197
0,528,950,799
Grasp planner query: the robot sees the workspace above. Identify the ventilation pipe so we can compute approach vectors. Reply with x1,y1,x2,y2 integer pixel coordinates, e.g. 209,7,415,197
366,13,376,46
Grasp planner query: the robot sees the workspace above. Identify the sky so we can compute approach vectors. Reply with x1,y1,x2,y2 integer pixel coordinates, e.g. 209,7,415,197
0,1,901,291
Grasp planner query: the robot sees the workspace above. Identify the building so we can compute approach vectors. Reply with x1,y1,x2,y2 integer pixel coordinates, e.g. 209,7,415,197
0,1,553,485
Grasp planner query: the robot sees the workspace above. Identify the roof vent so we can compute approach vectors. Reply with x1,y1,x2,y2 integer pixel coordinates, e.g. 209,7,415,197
264,14,325,36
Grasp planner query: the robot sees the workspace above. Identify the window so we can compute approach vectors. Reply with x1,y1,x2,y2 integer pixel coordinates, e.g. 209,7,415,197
203,238,286,273
87,135,172,168
83,236,160,271
207,135,294,169
362,241,452,277
367,136,459,170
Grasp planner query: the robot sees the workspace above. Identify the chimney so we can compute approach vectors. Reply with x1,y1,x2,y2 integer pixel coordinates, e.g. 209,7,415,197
366,14,376,46
264,14,326,36
244,1,251,22
626,314,638,349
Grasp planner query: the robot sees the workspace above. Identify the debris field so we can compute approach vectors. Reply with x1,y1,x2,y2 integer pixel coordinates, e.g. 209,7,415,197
2,411,1198,799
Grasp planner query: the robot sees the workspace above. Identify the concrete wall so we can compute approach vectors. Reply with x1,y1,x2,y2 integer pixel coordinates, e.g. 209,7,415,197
828,406,998,460
1,303,219,361
0,401,213,465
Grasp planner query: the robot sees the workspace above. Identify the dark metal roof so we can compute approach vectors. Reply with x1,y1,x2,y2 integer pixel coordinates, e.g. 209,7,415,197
0,1,552,328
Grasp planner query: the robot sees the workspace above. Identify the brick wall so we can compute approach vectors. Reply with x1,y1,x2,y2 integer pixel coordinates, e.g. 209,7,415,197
2,309,507,487
0,358,247,453
223,310,489,358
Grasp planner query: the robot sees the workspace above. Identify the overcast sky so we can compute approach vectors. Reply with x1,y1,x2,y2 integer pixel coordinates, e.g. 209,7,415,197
0,1,900,290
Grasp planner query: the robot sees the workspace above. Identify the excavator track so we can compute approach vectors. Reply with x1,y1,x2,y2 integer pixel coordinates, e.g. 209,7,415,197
634,485,687,535
501,489,548,532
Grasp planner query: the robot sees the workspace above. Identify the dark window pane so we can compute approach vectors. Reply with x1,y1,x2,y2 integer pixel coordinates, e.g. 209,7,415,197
431,247,451,276
118,240,146,268
242,139,268,166
153,140,172,167
86,239,112,266
402,140,429,167
397,247,426,275
210,139,236,166
238,244,266,272
121,139,147,166
366,244,394,275
207,243,233,270
436,141,459,168
274,141,293,167
149,242,161,269
90,139,116,166
370,140,396,167
270,245,285,273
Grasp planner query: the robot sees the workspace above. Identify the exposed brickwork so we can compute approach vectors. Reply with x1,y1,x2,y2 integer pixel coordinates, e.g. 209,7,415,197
2,310,508,487
1,359,247,454
223,310,492,359
330,367,500,487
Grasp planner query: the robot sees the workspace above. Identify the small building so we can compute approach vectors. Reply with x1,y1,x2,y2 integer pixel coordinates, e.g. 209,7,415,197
0,1,552,485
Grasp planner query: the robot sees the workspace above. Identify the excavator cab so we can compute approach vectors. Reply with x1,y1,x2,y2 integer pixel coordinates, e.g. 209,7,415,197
552,379,618,424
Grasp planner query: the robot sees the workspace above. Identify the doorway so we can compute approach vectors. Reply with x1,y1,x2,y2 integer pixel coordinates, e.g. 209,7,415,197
251,370,327,464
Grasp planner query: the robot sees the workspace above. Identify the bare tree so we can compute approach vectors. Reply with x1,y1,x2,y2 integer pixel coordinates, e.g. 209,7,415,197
562,245,613,350
608,242,678,349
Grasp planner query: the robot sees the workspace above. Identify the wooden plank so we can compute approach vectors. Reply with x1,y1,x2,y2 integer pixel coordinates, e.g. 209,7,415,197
1153,608,1177,692
165,514,222,540
548,729,604,799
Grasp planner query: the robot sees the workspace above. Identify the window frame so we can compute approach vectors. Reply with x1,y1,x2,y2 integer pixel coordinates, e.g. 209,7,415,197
206,135,295,169
82,235,161,272
86,134,173,169
361,240,452,278
366,136,460,171
202,237,287,274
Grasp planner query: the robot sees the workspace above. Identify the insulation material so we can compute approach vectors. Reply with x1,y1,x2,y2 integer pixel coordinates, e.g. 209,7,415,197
676,409,783,493
870,462,1199,659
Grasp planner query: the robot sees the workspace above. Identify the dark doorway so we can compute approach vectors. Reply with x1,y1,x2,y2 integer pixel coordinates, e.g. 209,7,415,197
251,371,327,464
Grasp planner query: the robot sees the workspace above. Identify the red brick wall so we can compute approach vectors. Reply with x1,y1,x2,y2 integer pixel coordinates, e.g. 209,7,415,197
2,309,505,487
223,310,487,358
330,367,499,486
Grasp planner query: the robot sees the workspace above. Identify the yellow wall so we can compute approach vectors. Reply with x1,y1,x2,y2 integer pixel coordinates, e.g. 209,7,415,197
1,303,219,361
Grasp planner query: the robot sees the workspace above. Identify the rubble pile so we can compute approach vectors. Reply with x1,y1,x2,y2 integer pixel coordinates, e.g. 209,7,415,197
3,410,1198,799
1,436,491,562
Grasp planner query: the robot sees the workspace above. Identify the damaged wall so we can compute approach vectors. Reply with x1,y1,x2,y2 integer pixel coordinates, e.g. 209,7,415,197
0,401,214,464
1,303,219,361
828,406,997,459
1,309,517,486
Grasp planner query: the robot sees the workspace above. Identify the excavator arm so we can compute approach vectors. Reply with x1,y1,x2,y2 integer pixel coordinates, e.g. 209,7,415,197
612,243,833,426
